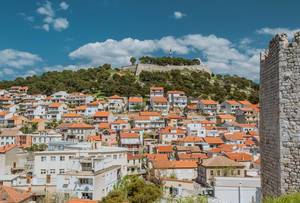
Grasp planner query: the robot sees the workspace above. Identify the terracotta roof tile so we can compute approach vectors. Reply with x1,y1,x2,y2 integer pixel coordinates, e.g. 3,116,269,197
151,96,168,103
128,97,143,103
225,152,253,162
203,137,224,145
153,160,197,169
156,145,174,153
200,99,218,105
94,111,109,117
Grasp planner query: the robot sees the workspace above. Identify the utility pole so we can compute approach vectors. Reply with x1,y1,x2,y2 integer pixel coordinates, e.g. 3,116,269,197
238,182,241,203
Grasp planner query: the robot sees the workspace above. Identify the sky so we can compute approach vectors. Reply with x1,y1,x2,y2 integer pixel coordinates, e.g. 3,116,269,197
1,0,300,82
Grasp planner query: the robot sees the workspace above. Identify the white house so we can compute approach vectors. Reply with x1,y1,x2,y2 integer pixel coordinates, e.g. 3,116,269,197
167,91,187,109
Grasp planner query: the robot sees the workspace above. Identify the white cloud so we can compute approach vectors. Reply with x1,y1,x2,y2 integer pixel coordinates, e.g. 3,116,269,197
257,27,300,38
53,18,69,31
60,2,69,10
173,11,186,19
0,49,42,69
69,34,260,80
35,1,69,32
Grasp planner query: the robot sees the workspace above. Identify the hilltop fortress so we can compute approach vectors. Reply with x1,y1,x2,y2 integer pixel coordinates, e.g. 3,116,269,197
260,32,300,197
123,63,211,75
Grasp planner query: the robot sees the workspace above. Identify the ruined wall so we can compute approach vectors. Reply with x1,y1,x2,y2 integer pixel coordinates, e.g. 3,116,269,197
122,63,211,75
260,32,300,197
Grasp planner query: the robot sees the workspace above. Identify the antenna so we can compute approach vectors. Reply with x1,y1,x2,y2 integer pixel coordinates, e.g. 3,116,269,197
169,49,173,58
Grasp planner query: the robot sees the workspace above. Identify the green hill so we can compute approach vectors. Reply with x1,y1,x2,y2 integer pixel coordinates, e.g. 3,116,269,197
0,63,259,103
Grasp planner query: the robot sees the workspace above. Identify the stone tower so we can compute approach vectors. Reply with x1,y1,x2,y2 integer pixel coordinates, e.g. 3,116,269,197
260,32,300,197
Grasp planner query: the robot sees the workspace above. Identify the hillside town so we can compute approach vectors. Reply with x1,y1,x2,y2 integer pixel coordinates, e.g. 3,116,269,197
0,85,261,203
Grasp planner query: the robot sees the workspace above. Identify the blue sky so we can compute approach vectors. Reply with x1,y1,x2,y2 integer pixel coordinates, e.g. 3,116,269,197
0,0,300,81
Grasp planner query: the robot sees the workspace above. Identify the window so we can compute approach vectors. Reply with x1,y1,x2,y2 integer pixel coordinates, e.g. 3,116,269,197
59,169,65,174
113,155,117,160
237,170,240,175
210,170,214,176
50,156,56,161
50,169,55,174
41,156,46,162
217,170,220,176
60,156,65,161
41,169,46,174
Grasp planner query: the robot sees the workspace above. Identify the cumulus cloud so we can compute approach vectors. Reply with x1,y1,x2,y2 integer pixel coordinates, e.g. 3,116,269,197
173,11,186,19
257,27,300,38
36,1,69,32
0,49,42,69
69,34,260,81
60,2,69,10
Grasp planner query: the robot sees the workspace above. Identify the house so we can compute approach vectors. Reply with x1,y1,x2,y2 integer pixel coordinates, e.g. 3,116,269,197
32,142,128,186
197,156,245,186
176,136,203,147
133,112,165,131
150,96,169,112
119,132,143,155
198,100,218,115
93,111,112,124
167,90,188,109
0,97,13,106
31,130,62,145
225,152,253,169
128,97,144,112
216,114,236,124
107,95,126,113
9,86,29,94
127,154,146,175
238,100,253,108
222,132,245,145
50,91,69,103
46,103,68,121
56,155,122,201
159,126,186,144
201,137,224,151
62,113,83,123
0,111,13,127
150,87,164,98
235,107,259,124
186,122,206,137
66,93,94,106
110,120,130,131
150,160,198,181
85,101,106,117
0,145,27,177
0,186,33,203
65,123,96,142
220,100,241,114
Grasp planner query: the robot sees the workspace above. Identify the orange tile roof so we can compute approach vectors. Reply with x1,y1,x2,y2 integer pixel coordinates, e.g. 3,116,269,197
109,95,123,99
238,100,252,106
0,186,33,203
0,111,7,116
217,114,235,119
153,160,197,169
128,97,143,103
223,132,245,141
200,120,216,125
150,86,164,90
0,144,17,153
67,199,97,203
225,100,240,105
167,90,185,94
217,144,235,153
178,153,208,160
200,99,218,105
48,102,62,108
151,96,168,103
87,135,102,142
201,156,243,168
68,123,94,129
225,152,253,162
203,137,224,145
244,139,255,146
63,113,82,118
75,105,87,111
120,132,139,139
139,111,161,116
99,123,110,129
178,136,203,143
127,153,144,160
94,111,109,117
160,126,185,134
146,154,168,161
156,145,174,153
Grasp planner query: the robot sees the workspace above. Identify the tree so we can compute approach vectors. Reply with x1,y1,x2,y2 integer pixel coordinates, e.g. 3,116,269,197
102,175,162,203
130,57,137,65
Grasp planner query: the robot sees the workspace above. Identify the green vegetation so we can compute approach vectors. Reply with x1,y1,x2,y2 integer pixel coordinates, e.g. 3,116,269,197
0,62,259,103
174,196,208,203
20,122,38,134
102,175,162,203
25,144,47,152
139,56,200,66
263,193,300,203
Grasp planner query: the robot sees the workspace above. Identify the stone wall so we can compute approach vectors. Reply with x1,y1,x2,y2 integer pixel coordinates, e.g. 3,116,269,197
122,63,211,75
260,32,300,198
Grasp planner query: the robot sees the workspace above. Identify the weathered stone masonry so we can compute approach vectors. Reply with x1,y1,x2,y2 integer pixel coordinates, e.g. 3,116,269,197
260,32,300,197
